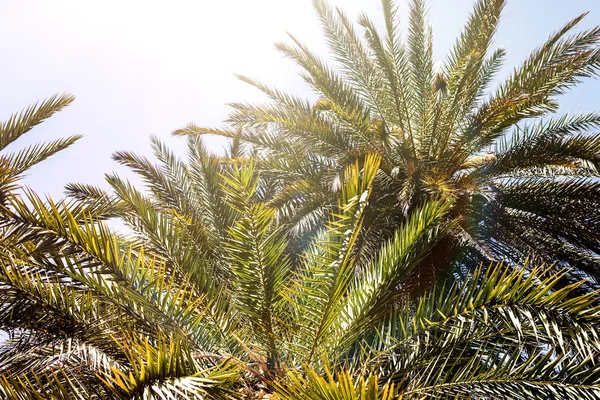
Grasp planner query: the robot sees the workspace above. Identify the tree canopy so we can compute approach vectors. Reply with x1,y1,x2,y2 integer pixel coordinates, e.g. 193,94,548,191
184,0,600,290
1,0,600,399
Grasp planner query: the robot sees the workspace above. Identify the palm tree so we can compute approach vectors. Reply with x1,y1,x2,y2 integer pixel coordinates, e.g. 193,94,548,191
2,143,598,398
179,0,600,289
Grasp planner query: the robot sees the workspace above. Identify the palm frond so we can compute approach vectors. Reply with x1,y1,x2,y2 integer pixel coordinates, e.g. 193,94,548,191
0,94,74,152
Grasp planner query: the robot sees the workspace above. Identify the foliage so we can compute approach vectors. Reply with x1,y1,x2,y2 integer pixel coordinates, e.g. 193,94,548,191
0,140,595,398
1,0,600,398
180,0,600,288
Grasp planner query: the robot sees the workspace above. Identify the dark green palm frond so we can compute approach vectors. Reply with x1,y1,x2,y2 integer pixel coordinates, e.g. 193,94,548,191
496,177,600,238
480,113,600,176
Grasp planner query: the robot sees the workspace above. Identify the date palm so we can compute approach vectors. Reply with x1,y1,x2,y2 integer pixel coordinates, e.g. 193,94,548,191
1,0,600,396
1,141,598,398
180,0,600,288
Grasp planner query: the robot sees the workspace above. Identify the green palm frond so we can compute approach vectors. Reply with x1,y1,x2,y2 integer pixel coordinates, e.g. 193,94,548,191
220,161,292,377
481,113,600,176
461,13,600,155
335,199,454,356
0,94,79,198
290,154,381,363
1,136,82,183
98,332,238,400
0,94,74,151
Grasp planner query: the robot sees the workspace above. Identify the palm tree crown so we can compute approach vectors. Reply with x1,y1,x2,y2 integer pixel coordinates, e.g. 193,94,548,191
182,0,600,288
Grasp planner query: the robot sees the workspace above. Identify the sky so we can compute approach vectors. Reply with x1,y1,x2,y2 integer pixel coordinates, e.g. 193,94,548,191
0,0,599,200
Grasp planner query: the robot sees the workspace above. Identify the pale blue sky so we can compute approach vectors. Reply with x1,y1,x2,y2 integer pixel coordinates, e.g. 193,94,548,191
1,0,599,199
